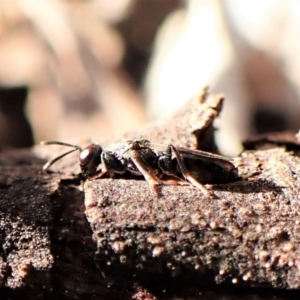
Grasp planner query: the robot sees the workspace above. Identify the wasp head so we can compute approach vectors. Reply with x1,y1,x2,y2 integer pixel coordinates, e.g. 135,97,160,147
79,144,102,177
41,141,102,177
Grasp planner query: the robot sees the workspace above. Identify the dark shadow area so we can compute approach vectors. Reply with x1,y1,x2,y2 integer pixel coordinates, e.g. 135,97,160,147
0,86,33,149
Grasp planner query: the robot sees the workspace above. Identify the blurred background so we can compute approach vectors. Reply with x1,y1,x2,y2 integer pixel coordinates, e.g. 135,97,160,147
1,0,300,155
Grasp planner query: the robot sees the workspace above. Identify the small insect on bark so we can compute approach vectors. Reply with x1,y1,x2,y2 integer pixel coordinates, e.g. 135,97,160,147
41,139,239,196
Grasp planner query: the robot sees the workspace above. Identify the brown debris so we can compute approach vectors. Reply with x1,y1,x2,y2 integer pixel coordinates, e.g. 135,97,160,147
0,148,135,299
243,131,300,150
120,87,224,152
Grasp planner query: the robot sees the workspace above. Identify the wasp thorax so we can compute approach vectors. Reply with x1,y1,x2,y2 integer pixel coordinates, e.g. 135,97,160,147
79,144,102,176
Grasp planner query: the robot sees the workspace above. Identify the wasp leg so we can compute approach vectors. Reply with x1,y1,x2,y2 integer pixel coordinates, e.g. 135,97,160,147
86,168,114,181
169,145,211,196
87,170,106,180
87,152,111,180
160,178,190,186
129,149,163,194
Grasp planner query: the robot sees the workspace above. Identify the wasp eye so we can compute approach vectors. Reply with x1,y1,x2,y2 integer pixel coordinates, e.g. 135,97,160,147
79,147,93,165
79,144,102,176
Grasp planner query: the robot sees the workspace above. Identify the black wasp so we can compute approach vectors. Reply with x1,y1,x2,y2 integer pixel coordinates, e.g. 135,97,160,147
41,139,239,196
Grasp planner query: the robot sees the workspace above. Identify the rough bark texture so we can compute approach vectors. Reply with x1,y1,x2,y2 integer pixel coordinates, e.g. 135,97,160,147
1,89,300,299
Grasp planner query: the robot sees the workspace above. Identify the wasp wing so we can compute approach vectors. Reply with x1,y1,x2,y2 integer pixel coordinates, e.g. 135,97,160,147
174,147,239,184
176,147,236,172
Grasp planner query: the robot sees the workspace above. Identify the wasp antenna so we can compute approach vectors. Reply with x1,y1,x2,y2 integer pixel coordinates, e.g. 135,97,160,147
43,148,79,170
40,141,82,150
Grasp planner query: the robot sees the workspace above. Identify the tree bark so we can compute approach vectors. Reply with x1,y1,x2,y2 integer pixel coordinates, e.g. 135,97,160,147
1,89,300,299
